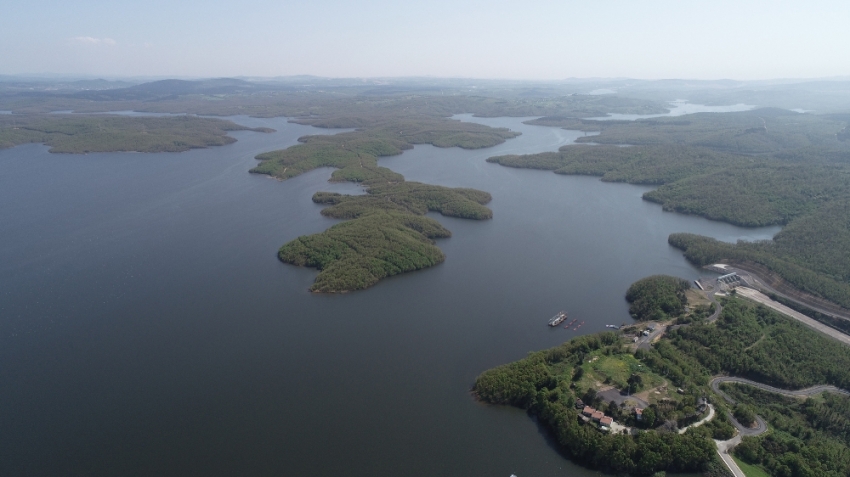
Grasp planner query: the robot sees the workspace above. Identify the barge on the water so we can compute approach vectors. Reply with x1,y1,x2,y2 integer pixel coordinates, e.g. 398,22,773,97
549,311,568,327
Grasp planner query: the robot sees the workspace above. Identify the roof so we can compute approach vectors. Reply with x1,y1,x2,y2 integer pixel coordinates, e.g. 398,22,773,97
591,411,604,420
635,408,643,415
582,406,595,415
600,416,613,426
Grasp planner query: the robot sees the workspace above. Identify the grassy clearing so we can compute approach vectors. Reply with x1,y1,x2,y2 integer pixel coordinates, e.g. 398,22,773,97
685,289,710,307
576,350,665,394
733,456,771,477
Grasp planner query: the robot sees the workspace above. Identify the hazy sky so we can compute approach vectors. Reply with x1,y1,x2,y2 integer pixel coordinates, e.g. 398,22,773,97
1,0,848,80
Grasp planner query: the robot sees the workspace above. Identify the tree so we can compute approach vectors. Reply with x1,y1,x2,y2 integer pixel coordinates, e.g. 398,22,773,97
734,404,756,427
582,388,597,405
735,437,763,464
573,366,584,381
642,407,657,428
627,373,643,394
607,400,620,418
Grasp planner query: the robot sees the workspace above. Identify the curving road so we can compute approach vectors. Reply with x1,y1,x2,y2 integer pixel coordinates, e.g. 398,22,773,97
678,404,715,435
711,375,850,438
706,291,722,322
708,375,850,476
711,376,850,402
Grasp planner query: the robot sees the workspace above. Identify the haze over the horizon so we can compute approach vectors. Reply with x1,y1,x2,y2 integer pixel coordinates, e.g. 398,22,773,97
1,0,848,81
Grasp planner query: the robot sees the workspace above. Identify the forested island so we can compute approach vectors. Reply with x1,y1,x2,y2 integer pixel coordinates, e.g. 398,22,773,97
488,108,850,312
474,276,850,476
0,114,273,153
278,184,494,292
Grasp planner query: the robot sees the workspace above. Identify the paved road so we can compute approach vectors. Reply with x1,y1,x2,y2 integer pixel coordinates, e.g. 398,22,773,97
726,264,850,321
706,374,850,477
706,289,722,322
637,324,664,351
711,375,850,439
735,287,850,347
714,436,746,477
678,404,715,435
598,387,648,408
711,376,850,401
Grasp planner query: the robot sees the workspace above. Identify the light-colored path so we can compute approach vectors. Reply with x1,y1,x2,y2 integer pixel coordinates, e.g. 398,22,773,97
715,436,746,477
735,287,850,346
678,404,715,434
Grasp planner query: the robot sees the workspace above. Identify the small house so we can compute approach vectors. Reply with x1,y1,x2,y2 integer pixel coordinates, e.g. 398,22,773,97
635,408,644,420
591,411,604,422
582,406,595,417
600,416,613,427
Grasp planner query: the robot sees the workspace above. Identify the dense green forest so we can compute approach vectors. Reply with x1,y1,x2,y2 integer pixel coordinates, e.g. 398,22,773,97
491,108,850,313
531,109,846,154
625,275,691,321
475,277,850,475
0,84,668,119
280,184,493,292
279,211,451,292
725,384,850,477
669,233,850,309
251,118,519,181
666,298,850,390
313,183,493,220
256,110,515,291
473,333,718,475
0,114,271,153
245,88,669,291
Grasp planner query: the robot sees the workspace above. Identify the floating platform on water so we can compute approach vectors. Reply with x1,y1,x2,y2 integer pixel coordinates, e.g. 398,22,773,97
549,311,568,327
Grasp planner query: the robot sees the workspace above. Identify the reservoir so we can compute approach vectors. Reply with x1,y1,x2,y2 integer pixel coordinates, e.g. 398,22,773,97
0,115,778,476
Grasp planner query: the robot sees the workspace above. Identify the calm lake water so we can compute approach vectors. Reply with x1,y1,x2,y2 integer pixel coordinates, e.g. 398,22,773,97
587,101,754,121
0,115,779,476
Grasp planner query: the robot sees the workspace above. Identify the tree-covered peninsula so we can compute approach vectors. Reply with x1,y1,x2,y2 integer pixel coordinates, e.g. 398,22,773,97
0,80,671,293
626,275,691,321
254,115,512,292
279,184,493,292
474,277,850,476
0,114,272,153
489,108,850,313
251,117,519,181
